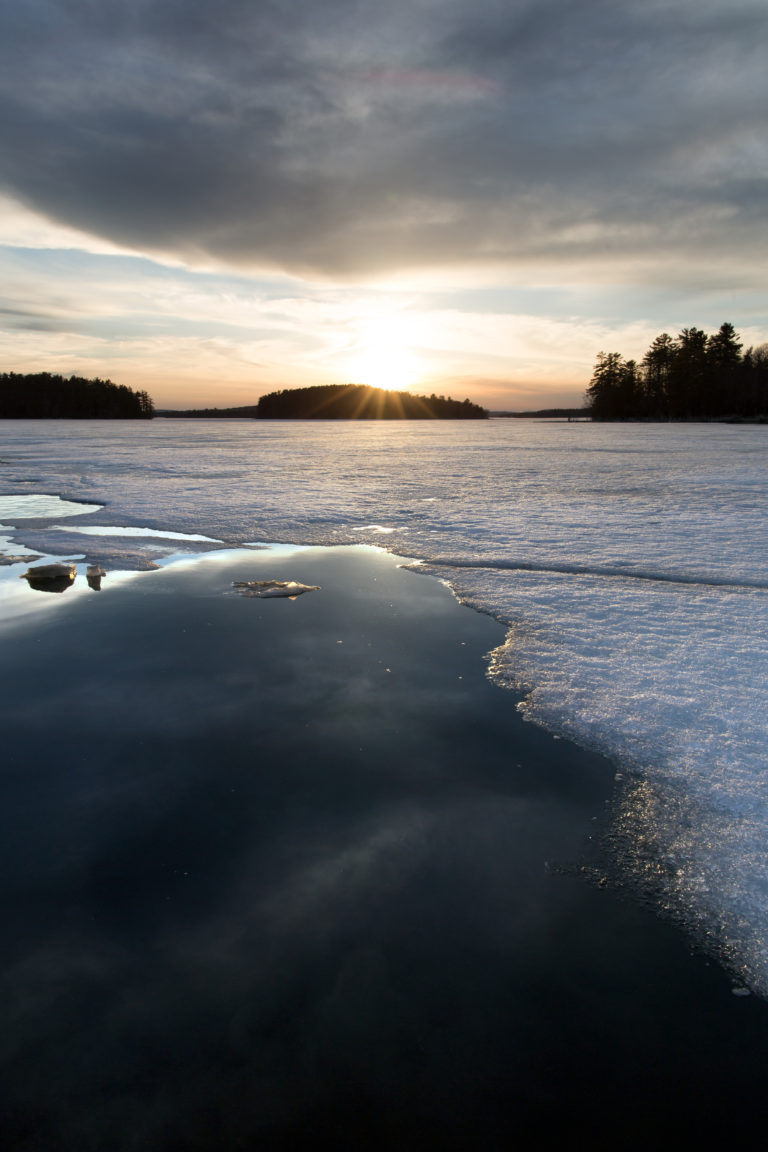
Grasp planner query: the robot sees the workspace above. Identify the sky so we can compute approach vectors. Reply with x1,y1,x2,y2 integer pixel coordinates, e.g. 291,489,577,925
0,0,766,410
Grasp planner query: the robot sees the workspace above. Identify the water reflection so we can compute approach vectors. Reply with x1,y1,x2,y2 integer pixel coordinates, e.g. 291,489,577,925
15,562,111,595
2,545,767,1150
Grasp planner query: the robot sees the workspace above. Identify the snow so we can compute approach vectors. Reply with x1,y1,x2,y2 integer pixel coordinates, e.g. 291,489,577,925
1,417,768,991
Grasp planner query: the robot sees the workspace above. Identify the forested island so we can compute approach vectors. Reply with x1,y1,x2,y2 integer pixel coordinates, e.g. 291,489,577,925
0,373,155,419
255,384,487,419
587,324,768,420
161,385,487,419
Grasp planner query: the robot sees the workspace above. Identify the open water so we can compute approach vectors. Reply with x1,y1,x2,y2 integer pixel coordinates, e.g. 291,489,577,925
2,541,768,1148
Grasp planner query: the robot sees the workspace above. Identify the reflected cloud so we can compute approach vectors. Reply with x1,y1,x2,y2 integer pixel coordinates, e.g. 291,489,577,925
259,808,435,934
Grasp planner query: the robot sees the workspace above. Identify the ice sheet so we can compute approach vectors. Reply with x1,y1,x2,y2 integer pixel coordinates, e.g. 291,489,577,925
1,417,768,991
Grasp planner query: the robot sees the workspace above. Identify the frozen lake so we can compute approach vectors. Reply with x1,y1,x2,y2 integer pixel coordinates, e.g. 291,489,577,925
2,416,768,996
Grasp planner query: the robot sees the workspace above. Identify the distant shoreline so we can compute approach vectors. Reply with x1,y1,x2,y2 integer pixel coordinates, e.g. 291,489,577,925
152,411,768,424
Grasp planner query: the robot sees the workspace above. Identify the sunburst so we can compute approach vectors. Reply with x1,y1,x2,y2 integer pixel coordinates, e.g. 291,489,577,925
343,314,422,392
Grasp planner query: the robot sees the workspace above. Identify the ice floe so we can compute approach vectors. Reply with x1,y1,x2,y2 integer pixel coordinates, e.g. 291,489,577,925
21,562,77,592
232,579,320,599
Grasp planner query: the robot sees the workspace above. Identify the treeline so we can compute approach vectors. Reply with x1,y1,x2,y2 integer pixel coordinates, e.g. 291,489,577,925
494,408,588,419
256,384,487,419
0,373,155,419
587,324,768,420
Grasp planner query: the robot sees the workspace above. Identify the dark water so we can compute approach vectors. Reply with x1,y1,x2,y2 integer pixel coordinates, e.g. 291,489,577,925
2,546,767,1149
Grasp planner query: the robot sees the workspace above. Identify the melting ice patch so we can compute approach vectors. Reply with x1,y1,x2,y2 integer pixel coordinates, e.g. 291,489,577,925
2,524,225,571
50,525,222,542
0,526,42,565
0,494,102,519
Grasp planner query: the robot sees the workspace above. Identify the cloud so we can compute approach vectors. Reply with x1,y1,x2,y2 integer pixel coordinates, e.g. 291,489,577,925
0,0,765,280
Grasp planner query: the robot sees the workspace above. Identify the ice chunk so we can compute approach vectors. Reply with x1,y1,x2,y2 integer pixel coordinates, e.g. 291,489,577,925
86,564,107,591
21,563,77,593
232,580,320,599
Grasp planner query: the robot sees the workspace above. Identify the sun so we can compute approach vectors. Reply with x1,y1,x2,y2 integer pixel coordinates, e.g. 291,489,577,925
343,314,422,392
347,346,420,392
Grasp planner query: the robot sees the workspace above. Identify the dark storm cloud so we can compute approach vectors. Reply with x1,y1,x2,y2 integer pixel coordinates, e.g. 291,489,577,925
0,0,764,277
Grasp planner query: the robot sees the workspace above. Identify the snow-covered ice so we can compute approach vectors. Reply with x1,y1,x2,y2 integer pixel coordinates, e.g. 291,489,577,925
1,417,768,991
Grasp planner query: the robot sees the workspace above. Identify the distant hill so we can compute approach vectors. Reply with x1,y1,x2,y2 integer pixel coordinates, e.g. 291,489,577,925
0,372,154,418
256,384,487,419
